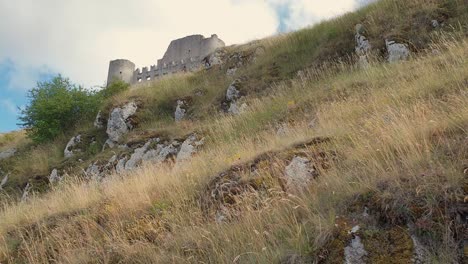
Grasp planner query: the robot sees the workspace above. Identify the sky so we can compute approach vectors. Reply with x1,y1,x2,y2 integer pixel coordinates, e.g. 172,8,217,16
0,0,373,132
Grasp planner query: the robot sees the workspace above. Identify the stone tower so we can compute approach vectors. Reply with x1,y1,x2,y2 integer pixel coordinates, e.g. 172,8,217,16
106,59,136,86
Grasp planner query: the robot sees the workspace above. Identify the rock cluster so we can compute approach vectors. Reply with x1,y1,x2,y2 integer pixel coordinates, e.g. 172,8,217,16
85,134,204,181
64,135,81,158
284,156,317,191
386,40,410,63
225,79,247,115
174,100,187,122
105,101,138,147
344,225,367,264
354,24,372,68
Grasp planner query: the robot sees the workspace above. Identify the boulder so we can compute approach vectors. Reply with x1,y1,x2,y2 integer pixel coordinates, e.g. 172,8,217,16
64,135,81,158
226,67,237,76
355,24,372,68
0,148,17,161
94,111,104,128
431,19,440,28
386,40,410,63
176,134,205,163
284,156,317,190
226,80,241,101
49,169,62,183
175,100,186,122
344,225,367,264
125,140,154,170
0,173,8,189
227,102,248,115
21,182,32,202
106,101,138,144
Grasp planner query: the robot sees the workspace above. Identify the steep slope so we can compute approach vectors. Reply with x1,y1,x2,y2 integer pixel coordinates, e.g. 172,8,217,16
0,0,467,262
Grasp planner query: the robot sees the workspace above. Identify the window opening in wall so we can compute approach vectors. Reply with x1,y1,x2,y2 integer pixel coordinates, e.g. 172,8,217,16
146,76,151,81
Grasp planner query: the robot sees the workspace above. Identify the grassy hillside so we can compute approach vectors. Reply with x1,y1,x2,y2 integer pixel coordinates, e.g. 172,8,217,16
0,0,467,262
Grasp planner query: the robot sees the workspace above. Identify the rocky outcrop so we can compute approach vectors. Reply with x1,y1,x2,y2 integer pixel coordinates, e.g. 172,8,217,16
355,24,372,68
176,134,205,163
284,156,317,190
344,225,367,264
21,182,32,202
0,173,8,189
94,111,105,128
225,79,247,115
49,169,62,183
106,101,138,144
64,135,81,158
86,134,204,181
175,100,187,122
0,148,17,161
386,40,410,63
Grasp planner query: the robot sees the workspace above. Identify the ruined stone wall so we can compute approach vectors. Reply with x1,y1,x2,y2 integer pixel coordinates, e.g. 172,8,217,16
106,34,225,86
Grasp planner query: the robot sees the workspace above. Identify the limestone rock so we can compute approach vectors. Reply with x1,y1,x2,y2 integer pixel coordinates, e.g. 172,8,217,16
0,148,17,161
227,102,248,115
21,182,32,202
175,100,186,122
106,101,138,144
94,111,104,128
85,162,102,181
226,80,241,101
142,141,179,163
284,156,317,190
49,169,62,183
344,229,367,264
431,19,440,28
355,24,372,68
125,140,154,170
226,67,237,76
115,156,128,174
386,40,410,63
0,173,8,189
64,135,81,158
176,134,205,163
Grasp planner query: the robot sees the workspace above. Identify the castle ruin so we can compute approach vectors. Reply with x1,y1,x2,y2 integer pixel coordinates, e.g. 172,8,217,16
106,34,225,86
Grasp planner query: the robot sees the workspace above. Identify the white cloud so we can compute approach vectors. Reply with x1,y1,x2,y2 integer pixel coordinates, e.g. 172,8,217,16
0,0,366,89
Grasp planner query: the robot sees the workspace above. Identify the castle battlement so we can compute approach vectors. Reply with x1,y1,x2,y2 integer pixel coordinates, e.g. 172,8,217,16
107,34,225,86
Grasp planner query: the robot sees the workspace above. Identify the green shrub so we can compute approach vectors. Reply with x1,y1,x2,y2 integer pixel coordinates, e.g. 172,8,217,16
19,75,100,143
99,79,130,99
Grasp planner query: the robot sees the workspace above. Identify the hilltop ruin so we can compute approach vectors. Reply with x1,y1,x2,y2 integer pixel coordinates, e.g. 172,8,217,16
106,34,225,85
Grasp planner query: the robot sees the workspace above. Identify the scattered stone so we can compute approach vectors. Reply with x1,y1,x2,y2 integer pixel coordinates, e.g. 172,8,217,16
284,156,317,190
386,40,410,63
115,156,128,174
21,182,32,202
355,24,372,68
226,80,241,101
106,101,138,144
0,173,8,189
227,102,248,115
176,134,205,163
344,233,367,264
94,111,104,128
175,100,186,122
85,162,102,180
0,148,17,161
49,169,62,183
64,135,81,158
431,19,440,28
226,67,237,76
125,140,154,170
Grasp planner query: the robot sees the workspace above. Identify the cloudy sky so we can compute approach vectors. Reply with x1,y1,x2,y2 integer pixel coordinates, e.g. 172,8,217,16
0,0,372,132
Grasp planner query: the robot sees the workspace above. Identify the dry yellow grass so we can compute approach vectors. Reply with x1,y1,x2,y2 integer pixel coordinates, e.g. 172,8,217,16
0,33,466,262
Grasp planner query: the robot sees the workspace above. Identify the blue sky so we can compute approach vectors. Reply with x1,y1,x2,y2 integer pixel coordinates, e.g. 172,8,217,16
0,0,370,133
